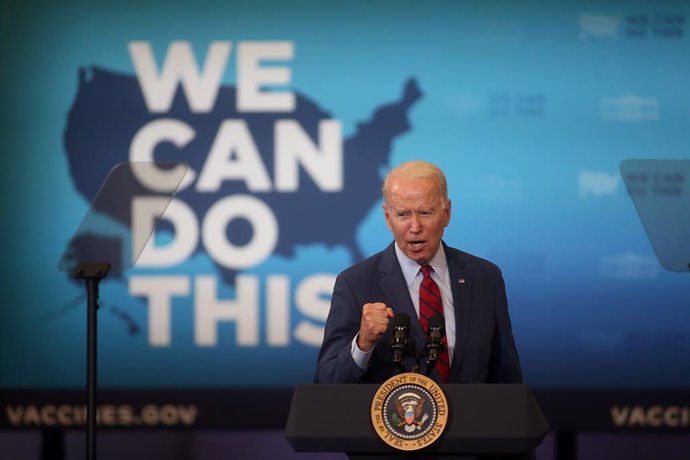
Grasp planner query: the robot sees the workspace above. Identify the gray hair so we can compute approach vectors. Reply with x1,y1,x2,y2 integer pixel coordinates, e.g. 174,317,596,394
382,160,448,205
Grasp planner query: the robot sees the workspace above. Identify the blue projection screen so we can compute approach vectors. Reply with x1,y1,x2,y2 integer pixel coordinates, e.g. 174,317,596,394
1,0,689,431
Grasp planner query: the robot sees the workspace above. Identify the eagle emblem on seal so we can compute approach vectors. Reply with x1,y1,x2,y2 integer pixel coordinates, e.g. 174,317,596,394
393,392,430,433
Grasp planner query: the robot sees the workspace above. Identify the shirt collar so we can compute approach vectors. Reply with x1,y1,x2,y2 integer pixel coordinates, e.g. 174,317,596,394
394,242,447,287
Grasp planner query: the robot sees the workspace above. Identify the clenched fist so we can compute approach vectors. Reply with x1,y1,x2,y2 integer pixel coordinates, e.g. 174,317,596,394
357,302,394,352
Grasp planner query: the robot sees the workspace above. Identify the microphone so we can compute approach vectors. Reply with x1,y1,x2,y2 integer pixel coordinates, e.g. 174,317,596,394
424,314,445,375
390,313,410,370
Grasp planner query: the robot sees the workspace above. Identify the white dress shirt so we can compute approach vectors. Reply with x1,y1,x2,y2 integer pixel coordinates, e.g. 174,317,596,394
351,243,456,369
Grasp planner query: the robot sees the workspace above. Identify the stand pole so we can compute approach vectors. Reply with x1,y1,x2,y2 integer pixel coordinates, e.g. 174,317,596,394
86,277,98,460
73,262,110,460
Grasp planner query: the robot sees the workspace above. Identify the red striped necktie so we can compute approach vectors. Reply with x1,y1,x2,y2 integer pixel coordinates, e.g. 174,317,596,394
419,264,450,383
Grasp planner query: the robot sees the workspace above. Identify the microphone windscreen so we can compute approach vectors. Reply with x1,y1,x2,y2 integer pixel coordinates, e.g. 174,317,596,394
392,313,410,329
429,313,444,330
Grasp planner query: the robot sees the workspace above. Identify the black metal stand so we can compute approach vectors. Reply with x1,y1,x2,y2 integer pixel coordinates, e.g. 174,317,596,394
73,262,110,460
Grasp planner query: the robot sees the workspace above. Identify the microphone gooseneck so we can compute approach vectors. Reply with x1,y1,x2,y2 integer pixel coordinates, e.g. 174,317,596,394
424,314,445,376
390,313,410,371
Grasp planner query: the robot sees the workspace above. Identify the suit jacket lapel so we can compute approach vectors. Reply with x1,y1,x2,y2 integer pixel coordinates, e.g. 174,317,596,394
378,243,426,354
445,243,472,372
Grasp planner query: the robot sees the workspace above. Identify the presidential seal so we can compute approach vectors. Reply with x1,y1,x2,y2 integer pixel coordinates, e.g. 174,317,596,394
370,373,448,451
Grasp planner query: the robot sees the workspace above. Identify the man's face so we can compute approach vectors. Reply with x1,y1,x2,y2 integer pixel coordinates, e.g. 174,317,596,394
384,176,451,264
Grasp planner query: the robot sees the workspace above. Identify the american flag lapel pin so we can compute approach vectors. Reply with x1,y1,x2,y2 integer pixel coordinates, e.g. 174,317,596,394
458,278,466,285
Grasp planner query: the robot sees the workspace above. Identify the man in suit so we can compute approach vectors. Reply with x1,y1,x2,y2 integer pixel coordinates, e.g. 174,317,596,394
315,160,523,384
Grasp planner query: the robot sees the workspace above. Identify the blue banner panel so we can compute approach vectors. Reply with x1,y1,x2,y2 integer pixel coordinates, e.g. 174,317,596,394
1,0,689,390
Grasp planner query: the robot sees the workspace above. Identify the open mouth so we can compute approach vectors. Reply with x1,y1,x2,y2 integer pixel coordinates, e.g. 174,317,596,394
409,241,425,250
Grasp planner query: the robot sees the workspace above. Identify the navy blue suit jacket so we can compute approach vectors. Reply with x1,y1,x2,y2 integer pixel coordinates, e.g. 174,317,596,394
315,242,523,384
